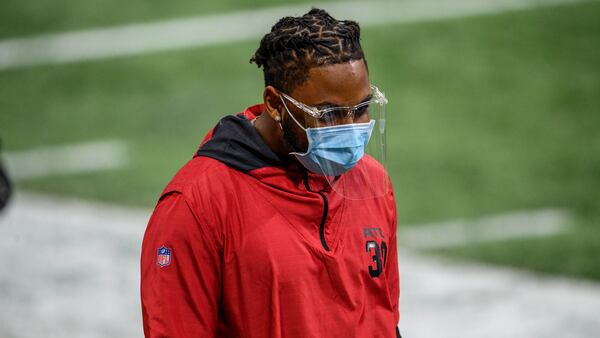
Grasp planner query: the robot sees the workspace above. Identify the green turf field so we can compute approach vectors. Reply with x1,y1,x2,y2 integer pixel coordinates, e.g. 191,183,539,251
1,1,599,280
0,0,334,38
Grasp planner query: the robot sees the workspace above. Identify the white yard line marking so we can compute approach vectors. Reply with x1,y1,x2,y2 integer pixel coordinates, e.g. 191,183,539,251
0,192,598,338
0,0,591,70
399,209,570,250
3,140,129,181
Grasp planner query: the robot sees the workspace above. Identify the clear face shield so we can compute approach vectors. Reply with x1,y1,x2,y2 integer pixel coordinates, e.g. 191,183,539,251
280,85,389,200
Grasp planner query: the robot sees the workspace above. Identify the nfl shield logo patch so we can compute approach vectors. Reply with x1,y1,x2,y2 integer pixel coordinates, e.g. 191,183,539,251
157,246,172,267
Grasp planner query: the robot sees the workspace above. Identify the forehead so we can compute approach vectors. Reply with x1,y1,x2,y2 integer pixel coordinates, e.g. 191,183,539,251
289,60,370,106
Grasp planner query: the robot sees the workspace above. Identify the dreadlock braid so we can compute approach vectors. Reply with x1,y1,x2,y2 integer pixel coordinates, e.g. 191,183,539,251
250,8,365,94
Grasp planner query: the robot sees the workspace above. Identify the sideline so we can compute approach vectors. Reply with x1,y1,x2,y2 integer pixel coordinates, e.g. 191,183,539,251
0,0,591,70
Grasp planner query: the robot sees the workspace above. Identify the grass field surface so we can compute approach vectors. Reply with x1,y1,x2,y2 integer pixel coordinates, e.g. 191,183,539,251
0,0,333,39
1,1,599,279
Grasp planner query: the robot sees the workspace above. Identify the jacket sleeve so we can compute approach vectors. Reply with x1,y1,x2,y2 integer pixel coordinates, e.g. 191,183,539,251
141,191,222,338
386,218,400,329
386,186,400,334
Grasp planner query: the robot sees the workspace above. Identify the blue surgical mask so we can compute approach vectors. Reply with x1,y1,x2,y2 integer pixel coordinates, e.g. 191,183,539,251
291,120,375,176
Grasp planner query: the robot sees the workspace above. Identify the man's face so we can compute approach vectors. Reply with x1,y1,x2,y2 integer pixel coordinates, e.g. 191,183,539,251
280,59,371,153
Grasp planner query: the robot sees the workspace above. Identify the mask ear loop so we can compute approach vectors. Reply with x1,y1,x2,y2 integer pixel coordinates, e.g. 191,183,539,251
279,95,307,131
276,95,309,157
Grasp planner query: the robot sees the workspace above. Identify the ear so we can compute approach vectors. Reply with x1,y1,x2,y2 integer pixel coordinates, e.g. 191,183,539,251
263,86,282,122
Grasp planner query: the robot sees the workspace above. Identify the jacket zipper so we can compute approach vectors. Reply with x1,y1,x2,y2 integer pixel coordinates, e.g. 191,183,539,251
303,173,330,252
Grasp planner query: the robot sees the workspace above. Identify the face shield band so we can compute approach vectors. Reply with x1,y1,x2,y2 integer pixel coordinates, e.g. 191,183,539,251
279,85,390,200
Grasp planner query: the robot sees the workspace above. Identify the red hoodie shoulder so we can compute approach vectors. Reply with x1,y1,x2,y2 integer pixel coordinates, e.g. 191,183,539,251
160,156,237,201
161,102,265,201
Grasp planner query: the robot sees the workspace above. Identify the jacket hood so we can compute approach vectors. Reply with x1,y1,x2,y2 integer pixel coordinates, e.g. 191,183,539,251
196,104,294,173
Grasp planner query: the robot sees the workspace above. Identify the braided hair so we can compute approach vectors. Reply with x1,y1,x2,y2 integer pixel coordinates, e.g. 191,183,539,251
250,8,366,94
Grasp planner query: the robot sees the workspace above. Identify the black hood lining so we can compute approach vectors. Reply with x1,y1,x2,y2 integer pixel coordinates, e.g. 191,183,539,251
197,115,291,172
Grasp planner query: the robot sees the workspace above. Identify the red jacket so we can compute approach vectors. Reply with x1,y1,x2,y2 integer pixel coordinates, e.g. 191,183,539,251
141,104,400,338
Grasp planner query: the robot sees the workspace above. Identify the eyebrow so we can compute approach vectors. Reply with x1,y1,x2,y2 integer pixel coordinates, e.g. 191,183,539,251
313,94,373,109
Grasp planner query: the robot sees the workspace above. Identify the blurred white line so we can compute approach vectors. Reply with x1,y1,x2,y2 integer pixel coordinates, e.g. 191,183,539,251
0,0,591,70
4,140,129,181
399,209,570,250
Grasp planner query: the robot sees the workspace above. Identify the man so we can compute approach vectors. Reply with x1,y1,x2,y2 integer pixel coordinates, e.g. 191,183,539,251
141,8,400,338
